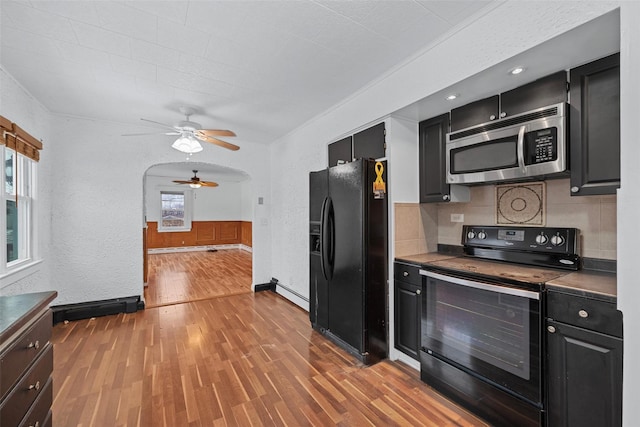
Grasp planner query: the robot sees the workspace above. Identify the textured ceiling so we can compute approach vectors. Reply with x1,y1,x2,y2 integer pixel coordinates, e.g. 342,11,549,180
1,0,492,146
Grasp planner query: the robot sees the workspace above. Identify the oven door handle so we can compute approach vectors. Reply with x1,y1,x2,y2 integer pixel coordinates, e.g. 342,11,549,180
419,270,540,300
517,125,526,173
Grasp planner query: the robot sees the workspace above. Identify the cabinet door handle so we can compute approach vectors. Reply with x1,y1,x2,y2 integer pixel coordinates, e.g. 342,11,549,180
578,309,589,318
403,271,409,277
28,381,41,391
571,186,580,193
500,112,507,118
29,422,40,427
416,289,421,295
442,194,450,201
27,340,40,350
547,325,556,333
489,114,496,121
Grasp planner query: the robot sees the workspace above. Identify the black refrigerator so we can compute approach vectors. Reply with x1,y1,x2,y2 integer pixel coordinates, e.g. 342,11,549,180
309,158,388,364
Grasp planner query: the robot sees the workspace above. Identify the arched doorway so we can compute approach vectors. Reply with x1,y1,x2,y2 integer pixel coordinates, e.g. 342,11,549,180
142,162,254,307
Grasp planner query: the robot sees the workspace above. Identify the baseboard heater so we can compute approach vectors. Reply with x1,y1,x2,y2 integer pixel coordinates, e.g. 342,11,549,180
51,295,144,324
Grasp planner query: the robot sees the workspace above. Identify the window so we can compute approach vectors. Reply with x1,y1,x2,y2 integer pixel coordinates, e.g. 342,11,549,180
0,116,42,275
2,148,35,267
159,190,192,232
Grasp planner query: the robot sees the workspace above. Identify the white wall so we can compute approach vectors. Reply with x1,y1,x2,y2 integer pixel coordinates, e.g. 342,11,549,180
46,115,270,305
618,2,640,425
240,180,253,222
0,66,53,296
144,175,249,222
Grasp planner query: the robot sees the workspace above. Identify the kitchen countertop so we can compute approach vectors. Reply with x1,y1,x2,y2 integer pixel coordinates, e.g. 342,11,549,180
0,291,57,353
396,253,617,301
396,253,460,265
546,270,617,302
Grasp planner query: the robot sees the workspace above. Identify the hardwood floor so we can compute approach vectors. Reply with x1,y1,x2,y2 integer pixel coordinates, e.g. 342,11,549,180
144,249,253,308
51,290,489,426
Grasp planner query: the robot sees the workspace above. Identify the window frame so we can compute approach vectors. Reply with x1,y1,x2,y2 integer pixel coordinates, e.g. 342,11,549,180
0,147,37,272
158,189,193,233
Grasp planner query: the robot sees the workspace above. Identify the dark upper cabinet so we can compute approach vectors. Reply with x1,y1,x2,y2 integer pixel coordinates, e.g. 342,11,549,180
328,136,352,167
546,290,623,427
450,72,567,133
394,262,422,360
501,71,567,117
353,122,385,160
328,123,385,168
569,53,620,196
419,113,454,203
450,95,499,132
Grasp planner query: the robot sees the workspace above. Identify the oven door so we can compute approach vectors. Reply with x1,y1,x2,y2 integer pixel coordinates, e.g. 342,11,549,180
421,270,542,405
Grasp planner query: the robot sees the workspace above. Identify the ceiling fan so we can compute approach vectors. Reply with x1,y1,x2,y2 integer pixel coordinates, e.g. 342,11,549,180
123,106,239,153
173,170,218,188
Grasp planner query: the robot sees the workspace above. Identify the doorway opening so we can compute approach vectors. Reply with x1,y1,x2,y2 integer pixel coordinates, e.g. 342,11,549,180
143,162,253,308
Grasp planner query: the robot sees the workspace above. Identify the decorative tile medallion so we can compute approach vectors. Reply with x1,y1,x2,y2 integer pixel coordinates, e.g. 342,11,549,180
496,182,545,225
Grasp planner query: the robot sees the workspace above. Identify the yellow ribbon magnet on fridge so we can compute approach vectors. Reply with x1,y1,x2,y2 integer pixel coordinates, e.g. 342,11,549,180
373,162,386,197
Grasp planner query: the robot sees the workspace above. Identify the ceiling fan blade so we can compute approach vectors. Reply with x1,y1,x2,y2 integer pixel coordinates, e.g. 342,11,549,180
200,181,219,187
197,129,236,137
196,134,240,151
140,118,178,130
122,131,180,136
172,180,194,184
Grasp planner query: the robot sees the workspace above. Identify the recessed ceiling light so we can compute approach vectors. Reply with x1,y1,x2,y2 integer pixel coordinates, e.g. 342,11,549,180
446,94,458,101
509,67,525,75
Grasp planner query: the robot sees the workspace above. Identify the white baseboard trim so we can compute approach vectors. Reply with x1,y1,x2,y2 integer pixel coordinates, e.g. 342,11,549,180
148,244,253,254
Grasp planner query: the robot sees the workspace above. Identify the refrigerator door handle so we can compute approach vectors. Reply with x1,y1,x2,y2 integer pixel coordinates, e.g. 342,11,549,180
327,197,335,277
320,197,332,280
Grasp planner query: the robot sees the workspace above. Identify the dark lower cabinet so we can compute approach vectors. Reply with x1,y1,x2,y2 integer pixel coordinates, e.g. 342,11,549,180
569,53,620,195
394,262,421,360
546,290,623,427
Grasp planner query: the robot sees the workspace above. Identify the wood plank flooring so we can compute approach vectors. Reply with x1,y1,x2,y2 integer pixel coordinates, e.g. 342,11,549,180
51,290,489,426
144,249,253,308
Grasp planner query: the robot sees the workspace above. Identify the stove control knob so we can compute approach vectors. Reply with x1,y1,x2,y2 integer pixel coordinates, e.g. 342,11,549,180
535,234,548,245
477,231,487,240
467,231,476,239
550,235,565,246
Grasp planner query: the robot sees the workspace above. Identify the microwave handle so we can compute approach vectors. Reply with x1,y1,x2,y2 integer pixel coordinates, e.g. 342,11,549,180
517,125,526,172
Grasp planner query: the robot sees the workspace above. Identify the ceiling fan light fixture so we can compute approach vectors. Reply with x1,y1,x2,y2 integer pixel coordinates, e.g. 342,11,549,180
189,182,202,189
172,134,203,153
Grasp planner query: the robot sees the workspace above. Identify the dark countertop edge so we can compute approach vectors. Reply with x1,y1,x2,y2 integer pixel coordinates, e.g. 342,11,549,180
0,291,58,347
545,284,617,304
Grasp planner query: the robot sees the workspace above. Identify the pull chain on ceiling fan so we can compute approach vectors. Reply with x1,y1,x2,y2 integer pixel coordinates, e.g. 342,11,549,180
173,170,218,188
122,106,239,153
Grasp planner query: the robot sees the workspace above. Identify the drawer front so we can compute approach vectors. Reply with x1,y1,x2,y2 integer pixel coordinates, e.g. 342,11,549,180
0,344,53,427
0,310,52,399
547,291,623,337
19,377,52,427
394,262,422,286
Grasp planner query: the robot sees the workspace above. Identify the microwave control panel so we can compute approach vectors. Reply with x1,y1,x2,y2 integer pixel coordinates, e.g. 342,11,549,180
525,127,558,164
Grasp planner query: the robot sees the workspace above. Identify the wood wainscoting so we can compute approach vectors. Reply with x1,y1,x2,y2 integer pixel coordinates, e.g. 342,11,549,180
146,221,252,249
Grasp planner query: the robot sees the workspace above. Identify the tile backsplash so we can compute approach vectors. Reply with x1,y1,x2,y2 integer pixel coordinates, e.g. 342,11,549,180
394,178,616,260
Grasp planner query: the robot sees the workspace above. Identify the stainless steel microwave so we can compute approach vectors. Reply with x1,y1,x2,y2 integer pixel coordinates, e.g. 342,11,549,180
446,103,567,184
